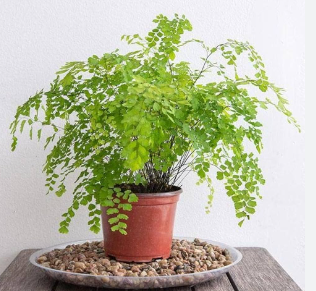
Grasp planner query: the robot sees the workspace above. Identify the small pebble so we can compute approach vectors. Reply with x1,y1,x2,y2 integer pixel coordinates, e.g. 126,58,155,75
131,265,140,273
100,258,110,266
37,256,47,263
113,271,125,277
74,262,85,269
140,271,147,277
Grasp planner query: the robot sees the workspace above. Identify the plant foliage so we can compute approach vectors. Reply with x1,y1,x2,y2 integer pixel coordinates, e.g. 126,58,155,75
10,14,299,233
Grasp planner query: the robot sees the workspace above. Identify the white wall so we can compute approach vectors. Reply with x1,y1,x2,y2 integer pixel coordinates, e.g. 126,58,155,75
0,0,305,289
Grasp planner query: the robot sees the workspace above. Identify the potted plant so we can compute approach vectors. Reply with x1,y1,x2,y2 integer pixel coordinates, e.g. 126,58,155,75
10,14,299,262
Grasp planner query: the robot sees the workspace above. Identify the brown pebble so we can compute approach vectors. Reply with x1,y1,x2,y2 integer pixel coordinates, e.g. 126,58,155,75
118,268,126,274
147,270,155,276
218,254,226,262
37,256,47,263
100,258,110,266
159,259,168,265
131,265,140,272
108,265,119,272
140,271,147,277
113,271,125,276
74,262,85,269
78,254,86,260
101,276,110,283
125,271,134,276
175,260,183,266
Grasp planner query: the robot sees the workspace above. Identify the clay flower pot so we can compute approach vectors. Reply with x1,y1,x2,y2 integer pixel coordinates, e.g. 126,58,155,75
101,188,182,262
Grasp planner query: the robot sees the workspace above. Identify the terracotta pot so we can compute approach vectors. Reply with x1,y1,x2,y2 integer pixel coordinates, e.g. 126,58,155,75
101,188,182,262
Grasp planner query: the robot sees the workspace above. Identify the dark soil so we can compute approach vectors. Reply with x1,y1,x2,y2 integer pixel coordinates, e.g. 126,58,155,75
115,184,181,194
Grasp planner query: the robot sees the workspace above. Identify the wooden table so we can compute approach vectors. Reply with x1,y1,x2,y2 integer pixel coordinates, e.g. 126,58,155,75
0,248,301,291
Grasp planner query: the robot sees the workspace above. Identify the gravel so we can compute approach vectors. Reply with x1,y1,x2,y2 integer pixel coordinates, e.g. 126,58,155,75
36,238,232,277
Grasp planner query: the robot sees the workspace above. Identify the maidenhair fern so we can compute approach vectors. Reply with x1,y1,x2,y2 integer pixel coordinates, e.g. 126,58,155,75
10,14,299,234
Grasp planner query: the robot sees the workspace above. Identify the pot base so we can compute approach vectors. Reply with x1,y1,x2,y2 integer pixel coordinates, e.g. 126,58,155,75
105,250,170,262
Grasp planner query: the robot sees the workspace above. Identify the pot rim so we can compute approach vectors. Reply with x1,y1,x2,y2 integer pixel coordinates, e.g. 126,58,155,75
135,187,183,197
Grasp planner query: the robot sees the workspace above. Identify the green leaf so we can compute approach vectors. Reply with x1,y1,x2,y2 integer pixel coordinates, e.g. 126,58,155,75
129,155,143,171
90,224,100,233
88,56,99,66
117,214,128,220
59,226,69,234
108,217,119,224
111,225,120,231
113,198,120,204
118,222,127,229
138,145,147,158
119,229,127,235
121,204,132,211
56,184,66,197
101,200,115,207
245,206,255,214
107,208,119,215
238,220,245,227
248,200,257,207
80,198,88,206
20,120,26,133
29,127,33,140
169,51,175,60
236,211,247,218
234,202,244,210
216,171,224,180
153,103,161,111
37,129,42,141
128,193,138,203
198,169,206,179
61,73,73,87
73,201,79,210
245,182,252,189
88,204,96,210
68,209,75,217
11,136,17,151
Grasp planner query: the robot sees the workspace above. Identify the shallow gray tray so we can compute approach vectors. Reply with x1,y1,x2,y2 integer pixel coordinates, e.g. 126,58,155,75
29,237,242,289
